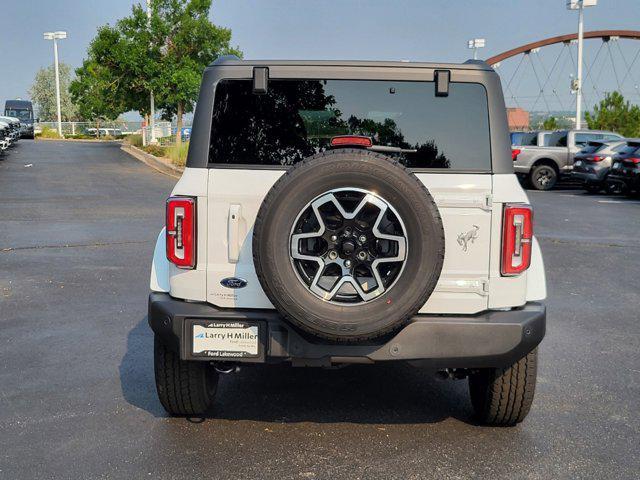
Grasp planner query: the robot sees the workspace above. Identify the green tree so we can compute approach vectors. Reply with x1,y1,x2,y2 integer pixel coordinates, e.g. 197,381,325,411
70,58,126,132
150,0,241,143
585,91,640,137
29,63,79,121
74,0,240,142
542,116,559,130
71,20,158,122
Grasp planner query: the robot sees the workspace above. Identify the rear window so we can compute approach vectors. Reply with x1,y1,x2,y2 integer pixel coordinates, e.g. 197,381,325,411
546,131,568,147
580,142,606,154
575,132,622,147
209,79,491,170
511,132,538,146
619,144,640,155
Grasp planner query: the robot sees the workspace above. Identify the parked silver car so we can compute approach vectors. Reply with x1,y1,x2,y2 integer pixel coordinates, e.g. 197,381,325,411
512,129,623,190
571,140,628,193
0,116,22,146
0,123,9,152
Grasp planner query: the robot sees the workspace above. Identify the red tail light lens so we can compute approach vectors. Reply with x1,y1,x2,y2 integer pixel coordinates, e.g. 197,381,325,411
624,157,640,164
330,135,372,148
166,197,196,269
592,155,603,162
511,148,521,161
501,204,533,276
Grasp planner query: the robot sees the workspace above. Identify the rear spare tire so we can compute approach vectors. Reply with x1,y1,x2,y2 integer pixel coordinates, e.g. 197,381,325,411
253,149,445,342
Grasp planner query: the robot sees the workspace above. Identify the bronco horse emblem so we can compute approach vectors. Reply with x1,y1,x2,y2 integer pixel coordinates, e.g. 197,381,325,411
457,225,479,252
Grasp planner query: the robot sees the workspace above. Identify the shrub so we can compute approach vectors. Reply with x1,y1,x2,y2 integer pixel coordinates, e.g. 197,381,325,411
65,134,94,140
124,134,143,147
143,145,167,157
167,141,189,167
157,135,176,145
37,126,61,139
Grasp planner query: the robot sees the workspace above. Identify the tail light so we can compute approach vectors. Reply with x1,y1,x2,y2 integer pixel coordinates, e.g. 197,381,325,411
592,155,603,162
511,148,521,161
501,204,533,276
623,157,640,164
330,135,372,148
166,197,196,269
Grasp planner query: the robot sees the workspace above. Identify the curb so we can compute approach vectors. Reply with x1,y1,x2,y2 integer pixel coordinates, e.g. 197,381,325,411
35,137,121,143
120,144,184,179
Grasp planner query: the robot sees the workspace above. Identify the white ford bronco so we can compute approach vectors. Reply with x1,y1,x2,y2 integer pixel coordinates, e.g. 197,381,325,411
149,57,547,426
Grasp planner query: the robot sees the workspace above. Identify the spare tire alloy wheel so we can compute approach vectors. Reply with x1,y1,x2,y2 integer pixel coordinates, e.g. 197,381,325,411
290,188,408,304
253,149,445,342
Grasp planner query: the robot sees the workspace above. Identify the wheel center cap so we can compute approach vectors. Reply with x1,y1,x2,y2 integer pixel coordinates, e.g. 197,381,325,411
341,239,356,256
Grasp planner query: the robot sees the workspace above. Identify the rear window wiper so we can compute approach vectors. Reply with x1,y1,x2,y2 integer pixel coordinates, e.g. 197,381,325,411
368,145,417,154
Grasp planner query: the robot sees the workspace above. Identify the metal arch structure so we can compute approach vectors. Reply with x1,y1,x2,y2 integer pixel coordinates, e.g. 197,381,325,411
486,30,640,66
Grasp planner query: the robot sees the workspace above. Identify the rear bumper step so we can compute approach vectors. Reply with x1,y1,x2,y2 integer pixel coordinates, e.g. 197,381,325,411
149,292,545,368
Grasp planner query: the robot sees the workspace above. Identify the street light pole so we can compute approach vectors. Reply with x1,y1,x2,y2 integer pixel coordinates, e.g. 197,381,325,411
53,37,62,136
567,0,597,130
146,0,156,144
44,31,67,137
575,3,585,129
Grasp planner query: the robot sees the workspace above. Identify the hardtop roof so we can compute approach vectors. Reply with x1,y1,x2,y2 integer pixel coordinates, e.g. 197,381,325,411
208,56,494,71
4,100,33,109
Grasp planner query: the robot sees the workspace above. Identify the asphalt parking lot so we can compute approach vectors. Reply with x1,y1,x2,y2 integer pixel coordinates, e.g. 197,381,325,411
1,140,639,479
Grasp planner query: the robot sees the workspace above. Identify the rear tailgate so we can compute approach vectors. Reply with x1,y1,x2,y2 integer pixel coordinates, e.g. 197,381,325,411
207,169,492,314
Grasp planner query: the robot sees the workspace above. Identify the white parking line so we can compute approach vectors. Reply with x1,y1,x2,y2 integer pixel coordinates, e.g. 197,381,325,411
598,199,640,205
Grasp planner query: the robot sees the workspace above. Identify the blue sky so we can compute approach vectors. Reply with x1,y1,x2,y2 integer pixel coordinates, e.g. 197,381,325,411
1,0,639,110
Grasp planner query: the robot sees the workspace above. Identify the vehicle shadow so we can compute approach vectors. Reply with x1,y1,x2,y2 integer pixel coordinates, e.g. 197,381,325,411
118,316,166,417
120,316,475,425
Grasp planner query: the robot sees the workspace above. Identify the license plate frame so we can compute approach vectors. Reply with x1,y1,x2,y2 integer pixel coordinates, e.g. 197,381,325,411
187,318,265,362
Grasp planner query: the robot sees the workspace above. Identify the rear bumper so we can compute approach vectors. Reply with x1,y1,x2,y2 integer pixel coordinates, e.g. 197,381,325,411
20,126,34,138
608,173,640,189
148,292,546,368
572,168,608,184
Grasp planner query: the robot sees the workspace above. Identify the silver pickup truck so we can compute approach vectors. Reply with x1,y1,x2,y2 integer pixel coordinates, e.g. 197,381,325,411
512,129,623,190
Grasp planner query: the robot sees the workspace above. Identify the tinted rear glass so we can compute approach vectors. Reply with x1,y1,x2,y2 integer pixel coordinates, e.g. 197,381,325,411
619,144,640,155
511,132,537,146
209,79,491,170
546,131,568,147
580,143,605,154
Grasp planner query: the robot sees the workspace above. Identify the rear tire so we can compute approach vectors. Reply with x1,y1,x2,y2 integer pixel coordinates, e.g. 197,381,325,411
605,181,624,195
154,335,219,416
468,349,538,426
529,164,558,191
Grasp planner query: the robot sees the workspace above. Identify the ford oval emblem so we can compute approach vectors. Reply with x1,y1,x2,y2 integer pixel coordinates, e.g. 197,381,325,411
220,277,248,289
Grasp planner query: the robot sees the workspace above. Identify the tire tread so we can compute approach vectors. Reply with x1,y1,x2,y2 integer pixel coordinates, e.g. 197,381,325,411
154,336,218,416
470,349,538,426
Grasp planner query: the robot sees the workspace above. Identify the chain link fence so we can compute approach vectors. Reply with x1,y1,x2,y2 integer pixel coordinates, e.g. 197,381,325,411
35,121,144,137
